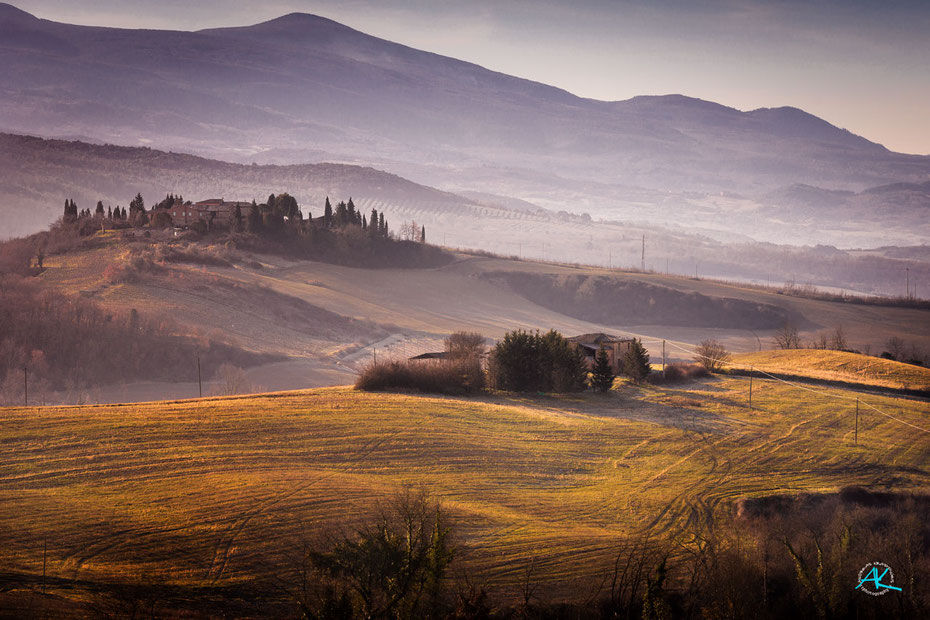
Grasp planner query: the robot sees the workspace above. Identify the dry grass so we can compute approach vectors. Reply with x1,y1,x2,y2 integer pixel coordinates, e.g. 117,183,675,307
733,349,930,391
1,377,928,608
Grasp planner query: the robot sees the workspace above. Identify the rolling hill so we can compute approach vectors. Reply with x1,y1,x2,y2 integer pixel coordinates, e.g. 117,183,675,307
10,228,927,405
1,378,928,613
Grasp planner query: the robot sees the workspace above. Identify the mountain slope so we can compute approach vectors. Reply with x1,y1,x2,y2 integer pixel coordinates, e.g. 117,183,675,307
1,3,927,200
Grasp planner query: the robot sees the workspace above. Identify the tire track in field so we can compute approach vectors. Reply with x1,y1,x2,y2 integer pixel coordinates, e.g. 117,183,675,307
206,429,405,583
653,409,834,542
632,430,733,539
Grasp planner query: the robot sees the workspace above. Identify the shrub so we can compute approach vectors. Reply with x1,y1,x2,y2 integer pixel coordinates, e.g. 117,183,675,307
650,362,709,384
294,489,455,619
356,358,485,394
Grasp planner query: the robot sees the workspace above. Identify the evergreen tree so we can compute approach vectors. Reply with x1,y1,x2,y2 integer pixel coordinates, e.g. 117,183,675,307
590,346,615,392
247,200,263,233
346,197,356,223
489,329,587,393
275,193,299,219
324,197,332,228
539,329,588,392
233,203,243,231
369,208,378,237
378,213,385,237
420,225,426,243
267,193,276,213
129,193,144,214
107,206,112,219
335,201,348,227
362,214,367,230
95,200,104,217
622,338,651,383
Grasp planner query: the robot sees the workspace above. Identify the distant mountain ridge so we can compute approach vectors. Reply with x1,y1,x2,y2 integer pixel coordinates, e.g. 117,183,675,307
1,1,927,204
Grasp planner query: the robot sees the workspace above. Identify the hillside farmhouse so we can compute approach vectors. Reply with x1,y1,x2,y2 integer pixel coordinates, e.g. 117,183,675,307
150,198,250,227
567,333,634,373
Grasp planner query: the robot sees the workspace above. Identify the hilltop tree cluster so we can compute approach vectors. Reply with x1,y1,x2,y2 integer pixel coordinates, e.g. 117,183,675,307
58,192,433,250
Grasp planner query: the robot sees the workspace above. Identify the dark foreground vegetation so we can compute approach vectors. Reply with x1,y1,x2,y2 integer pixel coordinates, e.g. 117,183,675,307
5,487,926,618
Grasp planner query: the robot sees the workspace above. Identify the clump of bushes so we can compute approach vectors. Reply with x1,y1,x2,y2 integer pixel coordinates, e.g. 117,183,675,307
356,359,485,394
487,329,588,392
651,362,709,384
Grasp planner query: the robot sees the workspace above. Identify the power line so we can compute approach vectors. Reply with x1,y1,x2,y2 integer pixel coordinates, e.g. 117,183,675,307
663,339,930,435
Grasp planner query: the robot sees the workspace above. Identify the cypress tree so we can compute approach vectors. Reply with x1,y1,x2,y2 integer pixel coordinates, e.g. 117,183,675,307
420,225,426,243
95,200,104,217
369,208,378,237
590,347,615,392
247,200,263,233
107,206,112,219
378,213,385,237
324,197,332,228
362,214,368,230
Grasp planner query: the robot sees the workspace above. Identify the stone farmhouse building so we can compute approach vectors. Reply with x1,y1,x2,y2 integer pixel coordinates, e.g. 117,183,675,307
567,333,634,373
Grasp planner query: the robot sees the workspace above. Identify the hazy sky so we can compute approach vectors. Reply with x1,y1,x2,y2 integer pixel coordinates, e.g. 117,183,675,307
11,0,930,154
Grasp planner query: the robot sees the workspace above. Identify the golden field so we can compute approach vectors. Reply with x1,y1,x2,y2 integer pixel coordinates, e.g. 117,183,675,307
2,375,928,608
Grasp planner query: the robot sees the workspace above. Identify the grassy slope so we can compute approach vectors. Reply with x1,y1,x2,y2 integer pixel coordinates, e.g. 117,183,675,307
733,349,930,391
1,378,928,605
37,236,930,361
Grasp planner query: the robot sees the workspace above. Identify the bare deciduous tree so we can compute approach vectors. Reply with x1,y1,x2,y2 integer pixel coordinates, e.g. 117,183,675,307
773,322,800,349
211,363,251,396
829,325,847,351
290,489,455,619
694,339,732,372
443,331,485,360
885,336,906,361
399,220,421,242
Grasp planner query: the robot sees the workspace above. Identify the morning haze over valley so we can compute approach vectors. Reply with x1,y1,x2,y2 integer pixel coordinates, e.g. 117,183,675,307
0,1,929,618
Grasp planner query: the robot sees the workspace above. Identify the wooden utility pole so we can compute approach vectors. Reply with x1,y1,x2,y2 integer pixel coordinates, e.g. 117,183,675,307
748,367,753,410
23,366,28,406
197,356,202,398
662,340,667,381
855,398,859,445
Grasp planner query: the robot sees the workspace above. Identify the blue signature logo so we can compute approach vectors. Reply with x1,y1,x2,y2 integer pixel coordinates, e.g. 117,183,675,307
856,562,902,596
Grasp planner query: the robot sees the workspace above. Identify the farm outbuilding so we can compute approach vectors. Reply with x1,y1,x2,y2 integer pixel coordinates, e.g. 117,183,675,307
567,333,634,373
